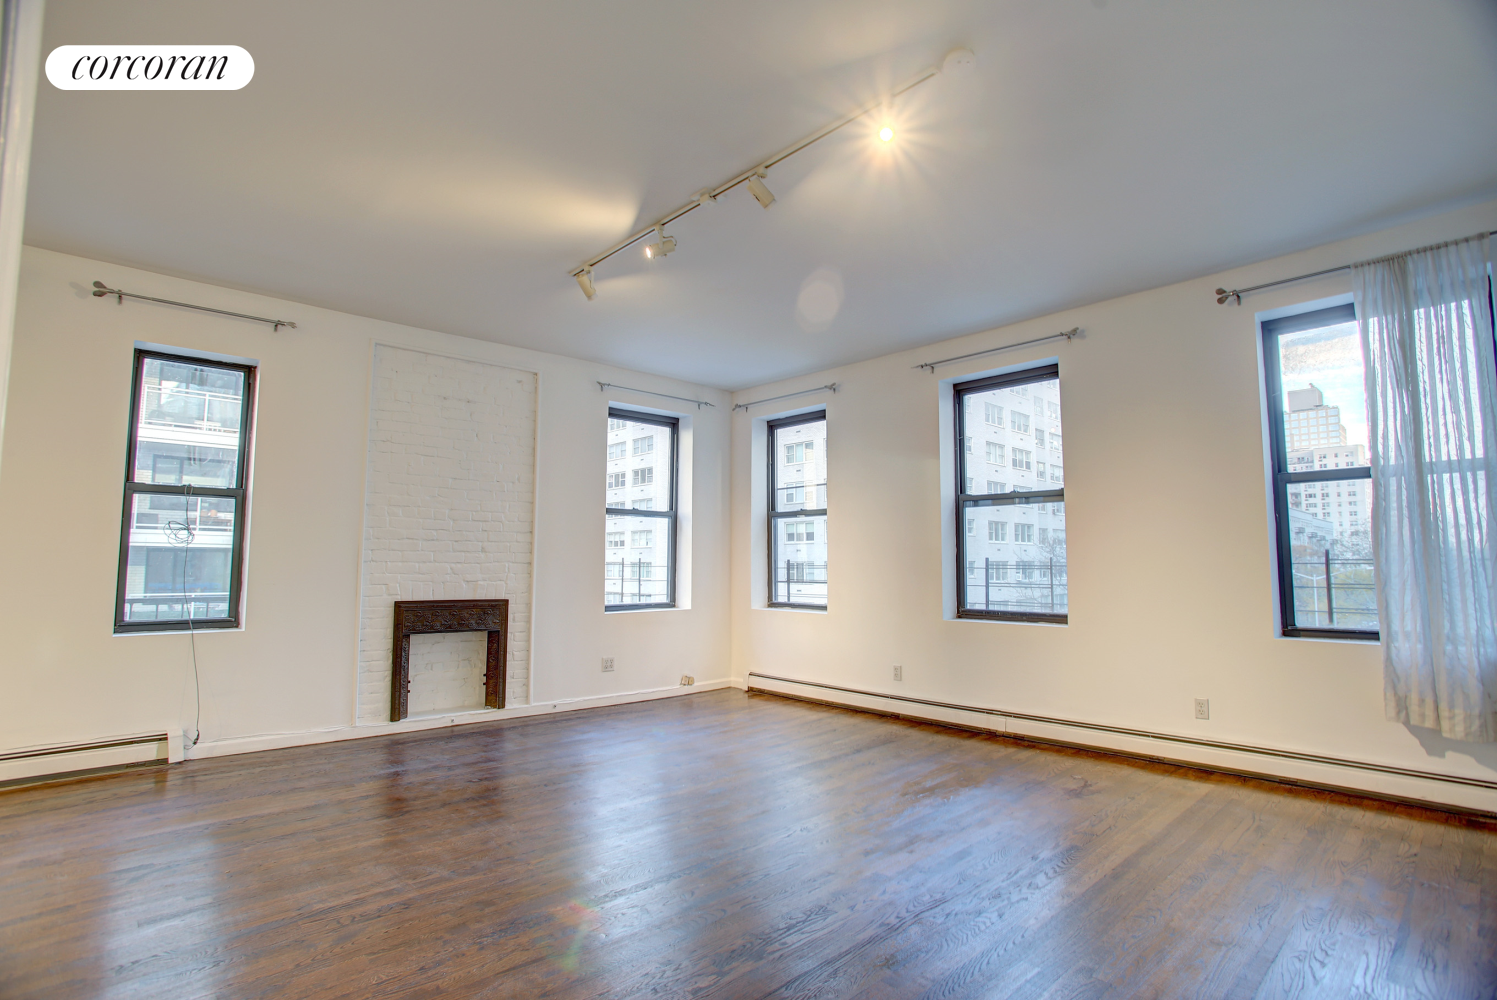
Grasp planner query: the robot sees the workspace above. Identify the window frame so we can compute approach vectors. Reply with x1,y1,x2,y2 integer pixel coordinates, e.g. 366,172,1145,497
954,364,1066,624
115,348,256,633
604,407,678,611
767,410,827,609
1261,303,1377,641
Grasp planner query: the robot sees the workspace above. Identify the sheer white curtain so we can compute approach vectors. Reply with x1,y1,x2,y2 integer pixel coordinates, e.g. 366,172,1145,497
1353,233,1497,742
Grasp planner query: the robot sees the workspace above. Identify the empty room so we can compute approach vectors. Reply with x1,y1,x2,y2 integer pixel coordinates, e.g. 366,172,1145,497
2,1,1496,997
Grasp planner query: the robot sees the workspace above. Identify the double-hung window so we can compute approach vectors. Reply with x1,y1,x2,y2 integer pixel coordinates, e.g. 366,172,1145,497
604,408,677,609
116,349,254,632
955,365,1066,622
768,411,827,608
1262,304,1377,639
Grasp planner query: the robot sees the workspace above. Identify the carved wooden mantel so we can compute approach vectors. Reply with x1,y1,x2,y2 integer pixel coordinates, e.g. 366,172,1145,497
390,599,508,722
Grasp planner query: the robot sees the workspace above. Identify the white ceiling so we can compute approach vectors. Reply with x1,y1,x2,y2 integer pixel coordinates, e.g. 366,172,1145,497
27,0,1497,390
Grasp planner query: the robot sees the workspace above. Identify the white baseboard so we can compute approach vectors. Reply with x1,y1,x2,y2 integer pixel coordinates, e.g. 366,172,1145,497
0,731,181,784
187,679,732,761
745,672,1497,816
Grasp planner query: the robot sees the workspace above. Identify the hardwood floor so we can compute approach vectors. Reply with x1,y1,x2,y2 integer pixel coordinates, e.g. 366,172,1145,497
2,689,1494,999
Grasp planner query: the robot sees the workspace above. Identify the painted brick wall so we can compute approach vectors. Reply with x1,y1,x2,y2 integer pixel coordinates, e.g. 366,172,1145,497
357,346,536,723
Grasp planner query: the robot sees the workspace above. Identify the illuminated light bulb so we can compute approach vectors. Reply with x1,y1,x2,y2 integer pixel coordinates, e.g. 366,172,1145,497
643,224,676,260
879,126,894,142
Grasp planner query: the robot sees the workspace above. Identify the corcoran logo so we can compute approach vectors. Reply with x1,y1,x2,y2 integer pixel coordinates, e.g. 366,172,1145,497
45,46,254,90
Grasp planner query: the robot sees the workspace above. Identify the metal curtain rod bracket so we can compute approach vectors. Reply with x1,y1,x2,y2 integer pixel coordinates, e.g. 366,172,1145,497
597,382,715,408
732,383,838,412
1212,229,1497,305
571,62,944,280
914,329,1079,372
91,281,298,330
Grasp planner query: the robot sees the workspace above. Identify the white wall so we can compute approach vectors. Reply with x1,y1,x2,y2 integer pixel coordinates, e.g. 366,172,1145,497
730,199,1497,812
0,246,731,764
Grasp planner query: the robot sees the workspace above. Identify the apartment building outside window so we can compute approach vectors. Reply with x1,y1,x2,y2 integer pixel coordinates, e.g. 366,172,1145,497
955,364,1066,622
1262,303,1376,638
604,408,677,609
116,349,255,632
768,411,827,608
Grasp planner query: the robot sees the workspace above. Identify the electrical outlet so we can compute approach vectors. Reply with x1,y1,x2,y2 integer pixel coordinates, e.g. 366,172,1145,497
601,657,614,673
1194,698,1209,720
893,665,904,682
680,675,695,686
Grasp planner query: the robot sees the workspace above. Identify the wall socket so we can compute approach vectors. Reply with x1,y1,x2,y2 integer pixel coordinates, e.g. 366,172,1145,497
1194,698,1210,720
601,657,614,673
893,665,904,682
680,675,695,686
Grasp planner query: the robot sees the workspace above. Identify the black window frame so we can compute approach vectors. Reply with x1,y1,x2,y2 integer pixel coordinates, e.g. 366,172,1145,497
1261,303,1377,641
604,407,678,611
115,349,256,633
767,410,828,609
954,364,1066,624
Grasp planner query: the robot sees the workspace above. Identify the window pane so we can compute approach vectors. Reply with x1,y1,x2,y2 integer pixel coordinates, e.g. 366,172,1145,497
605,513,670,605
606,417,673,511
774,418,827,512
121,493,238,622
132,357,245,487
962,497,1066,614
962,379,1062,495
772,514,827,606
1276,319,1370,471
1285,477,1377,630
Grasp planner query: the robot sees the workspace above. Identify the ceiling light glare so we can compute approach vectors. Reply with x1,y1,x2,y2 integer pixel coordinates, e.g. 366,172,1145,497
575,268,596,300
747,170,775,209
878,126,894,142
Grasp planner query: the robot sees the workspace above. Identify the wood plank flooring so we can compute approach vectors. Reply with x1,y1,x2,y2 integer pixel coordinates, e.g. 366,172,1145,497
2,689,1494,999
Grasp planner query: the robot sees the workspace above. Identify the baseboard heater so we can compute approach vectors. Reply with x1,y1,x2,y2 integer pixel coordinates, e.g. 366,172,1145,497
0,732,178,786
746,672,1497,814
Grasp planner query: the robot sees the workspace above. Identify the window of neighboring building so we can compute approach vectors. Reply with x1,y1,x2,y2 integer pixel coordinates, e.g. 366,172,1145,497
605,408,677,609
1261,303,1376,639
769,411,827,608
985,402,1002,425
986,441,1005,465
608,441,626,460
955,364,1066,622
606,471,626,489
116,349,254,632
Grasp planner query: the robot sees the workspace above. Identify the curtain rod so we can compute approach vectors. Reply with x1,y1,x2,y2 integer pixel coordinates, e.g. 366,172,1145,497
732,383,838,411
597,382,715,408
91,281,297,330
914,329,1079,373
1213,230,1497,305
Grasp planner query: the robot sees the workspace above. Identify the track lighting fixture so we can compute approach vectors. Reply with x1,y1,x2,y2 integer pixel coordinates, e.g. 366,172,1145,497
746,169,776,209
642,225,676,260
570,46,975,299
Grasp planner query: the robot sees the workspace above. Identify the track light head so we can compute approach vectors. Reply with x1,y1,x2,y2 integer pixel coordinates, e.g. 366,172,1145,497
747,169,775,209
942,48,976,75
575,268,596,300
643,225,676,260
